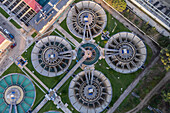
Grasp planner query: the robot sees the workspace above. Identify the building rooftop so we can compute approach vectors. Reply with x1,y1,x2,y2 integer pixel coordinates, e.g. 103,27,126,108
23,0,42,13
29,0,70,33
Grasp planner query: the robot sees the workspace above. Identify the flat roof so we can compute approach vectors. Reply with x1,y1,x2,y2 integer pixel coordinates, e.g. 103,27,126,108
23,0,42,13
29,0,69,32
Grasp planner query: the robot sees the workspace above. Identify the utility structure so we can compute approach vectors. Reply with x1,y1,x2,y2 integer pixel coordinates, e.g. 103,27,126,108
67,1,107,40
31,36,73,77
105,32,147,73
0,73,36,113
69,70,112,113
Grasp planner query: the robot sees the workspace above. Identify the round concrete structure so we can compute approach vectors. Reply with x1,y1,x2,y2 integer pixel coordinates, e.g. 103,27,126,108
69,70,112,113
77,43,100,65
0,73,36,113
105,32,147,73
67,1,107,39
31,36,73,77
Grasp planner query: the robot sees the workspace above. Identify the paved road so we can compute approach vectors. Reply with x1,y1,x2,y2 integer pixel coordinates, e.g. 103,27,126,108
32,98,49,113
127,71,170,113
0,14,27,75
54,23,80,47
53,55,87,92
93,0,161,113
24,66,49,91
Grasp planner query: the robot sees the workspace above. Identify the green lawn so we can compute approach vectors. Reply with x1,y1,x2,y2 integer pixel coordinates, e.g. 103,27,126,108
1,63,24,76
10,19,21,29
0,7,9,18
31,32,37,38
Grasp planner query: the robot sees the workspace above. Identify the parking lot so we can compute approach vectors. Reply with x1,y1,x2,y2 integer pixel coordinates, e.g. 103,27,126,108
0,13,27,75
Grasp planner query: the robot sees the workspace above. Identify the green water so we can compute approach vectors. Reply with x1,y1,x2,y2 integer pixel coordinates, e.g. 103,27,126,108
4,76,12,86
25,91,35,97
17,105,24,113
0,98,4,104
12,74,18,84
22,78,30,88
21,102,30,111
17,75,25,85
24,84,34,91
0,103,7,112
0,93,3,98
0,87,4,93
0,79,8,88
24,97,34,105
3,105,10,113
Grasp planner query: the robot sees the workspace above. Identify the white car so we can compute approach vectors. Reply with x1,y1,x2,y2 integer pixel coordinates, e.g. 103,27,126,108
4,29,10,34
0,26,3,31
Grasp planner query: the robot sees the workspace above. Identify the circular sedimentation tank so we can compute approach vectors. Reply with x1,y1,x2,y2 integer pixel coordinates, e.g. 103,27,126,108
105,32,147,73
77,43,100,65
69,70,112,113
0,73,36,113
67,1,107,39
31,36,73,77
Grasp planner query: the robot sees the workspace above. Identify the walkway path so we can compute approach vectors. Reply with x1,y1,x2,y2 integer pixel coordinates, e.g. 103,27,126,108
32,98,49,113
53,55,87,92
24,66,49,91
127,71,170,113
93,0,160,113
54,23,80,47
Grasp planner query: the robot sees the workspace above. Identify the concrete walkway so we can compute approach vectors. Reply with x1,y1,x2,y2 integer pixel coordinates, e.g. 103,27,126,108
54,23,80,47
24,66,49,91
127,71,170,113
32,98,49,113
53,56,87,92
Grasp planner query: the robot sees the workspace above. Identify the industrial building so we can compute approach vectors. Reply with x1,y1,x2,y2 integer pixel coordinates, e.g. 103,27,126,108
0,73,36,113
67,1,107,40
29,0,74,34
0,0,42,25
31,36,73,77
69,70,112,113
105,32,147,73
0,31,13,56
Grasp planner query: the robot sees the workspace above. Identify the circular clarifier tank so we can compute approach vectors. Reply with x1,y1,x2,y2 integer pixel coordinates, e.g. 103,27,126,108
69,70,112,113
67,1,107,39
77,43,100,65
105,32,147,73
0,73,36,113
31,36,73,77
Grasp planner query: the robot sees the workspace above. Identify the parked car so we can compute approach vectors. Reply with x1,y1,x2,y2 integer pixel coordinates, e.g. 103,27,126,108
11,43,16,49
0,26,3,31
9,34,14,39
4,29,10,34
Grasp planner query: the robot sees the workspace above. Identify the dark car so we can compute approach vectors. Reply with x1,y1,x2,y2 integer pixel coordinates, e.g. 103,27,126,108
9,34,14,39
11,43,16,49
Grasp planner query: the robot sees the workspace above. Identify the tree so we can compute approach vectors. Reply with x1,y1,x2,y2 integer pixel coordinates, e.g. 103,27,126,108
158,36,170,48
108,0,127,12
160,45,170,71
162,91,170,103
